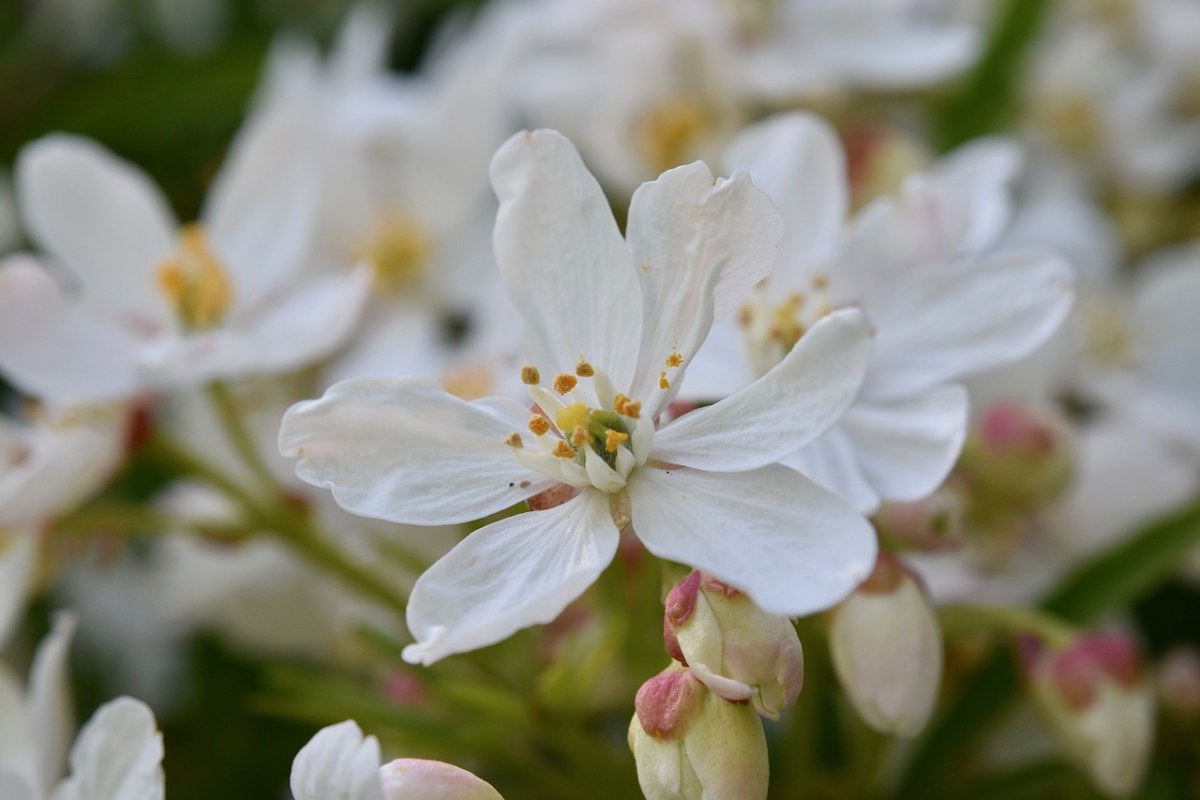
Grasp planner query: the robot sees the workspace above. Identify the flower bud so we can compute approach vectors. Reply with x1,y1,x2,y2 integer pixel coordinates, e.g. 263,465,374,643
874,488,966,551
627,664,768,800
961,402,1072,507
829,554,942,738
663,571,803,719
1028,633,1153,797
379,758,503,800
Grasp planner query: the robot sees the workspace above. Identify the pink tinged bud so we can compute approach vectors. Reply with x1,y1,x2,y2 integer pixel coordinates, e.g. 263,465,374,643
874,489,965,551
379,759,504,800
829,554,942,738
628,665,769,800
663,571,804,720
1029,633,1153,797
962,402,1072,506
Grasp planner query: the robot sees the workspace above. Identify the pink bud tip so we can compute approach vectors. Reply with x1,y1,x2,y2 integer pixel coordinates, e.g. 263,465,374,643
635,668,703,740
978,402,1059,457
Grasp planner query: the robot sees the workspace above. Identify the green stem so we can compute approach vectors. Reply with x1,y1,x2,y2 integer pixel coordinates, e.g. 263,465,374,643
55,503,250,541
207,381,277,490
939,604,1075,649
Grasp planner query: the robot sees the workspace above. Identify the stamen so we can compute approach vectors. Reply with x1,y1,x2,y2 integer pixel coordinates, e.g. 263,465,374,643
605,430,630,453
571,425,589,447
811,274,829,291
613,394,642,419
528,415,551,436
552,373,578,394
553,440,576,459
665,352,683,368
520,365,541,385
659,371,670,390
575,358,595,378
504,432,523,448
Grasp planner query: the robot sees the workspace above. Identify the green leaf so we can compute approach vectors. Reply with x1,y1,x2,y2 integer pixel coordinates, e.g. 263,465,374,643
1043,500,1200,625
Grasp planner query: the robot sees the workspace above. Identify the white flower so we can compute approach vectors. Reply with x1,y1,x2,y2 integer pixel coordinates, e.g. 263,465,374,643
0,102,371,406
0,613,165,800
686,112,1074,513
291,720,503,800
280,129,877,664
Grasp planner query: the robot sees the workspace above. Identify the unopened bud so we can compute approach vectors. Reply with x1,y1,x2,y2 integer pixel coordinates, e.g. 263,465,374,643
663,571,803,719
961,402,1072,507
829,554,942,738
380,759,503,799
627,664,768,800
1028,633,1153,797
874,488,965,550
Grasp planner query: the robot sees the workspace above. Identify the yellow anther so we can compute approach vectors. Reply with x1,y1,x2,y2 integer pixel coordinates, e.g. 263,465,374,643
504,432,523,448
156,224,233,330
553,440,576,459
575,358,595,378
361,212,432,291
613,394,642,419
555,403,589,436
737,305,753,328
636,97,710,174
571,425,589,447
665,351,683,368
552,373,578,394
659,371,670,390
528,415,551,436
605,430,630,453
811,274,829,291
520,365,541,385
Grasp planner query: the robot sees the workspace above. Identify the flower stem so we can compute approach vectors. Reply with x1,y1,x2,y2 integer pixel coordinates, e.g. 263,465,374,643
938,604,1076,649
207,381,277,490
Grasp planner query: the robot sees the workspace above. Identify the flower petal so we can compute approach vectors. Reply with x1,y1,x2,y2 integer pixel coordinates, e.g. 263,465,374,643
489,130,642,389
781,428,880,515
16,135,176,326
628,465,875,616
52,697,164,800
723,112,847,278
864,249,1074,399
0,255,145,404
403,489,617,664
290,720,383,800
204,101,323,311
279,377,553,525
27,612,76,798
0,531,36,648
653,309,872,472
139,266,372,387
626,161,783,412
837,385,968,509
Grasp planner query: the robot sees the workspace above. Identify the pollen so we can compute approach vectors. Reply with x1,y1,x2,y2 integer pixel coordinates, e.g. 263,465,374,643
811,274,829,291
528,415,551,436
571,425,589,447
504,432,523,448
659,371,670,390
575,358,595,378
156,224,234,331
605,430,629,453
520,365,541,385
552,373,578,394
613,394,641,419
665,352,683,368
553,440,576,459
361,212,433,291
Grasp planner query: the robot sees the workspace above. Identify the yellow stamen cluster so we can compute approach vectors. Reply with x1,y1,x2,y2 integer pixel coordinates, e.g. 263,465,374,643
156,224,234,330
362,212,433,292
636,97,710,174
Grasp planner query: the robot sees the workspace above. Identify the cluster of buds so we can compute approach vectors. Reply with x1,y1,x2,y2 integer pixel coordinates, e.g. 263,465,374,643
627,571,804,800
1026,632,1154,797
828,553,943,738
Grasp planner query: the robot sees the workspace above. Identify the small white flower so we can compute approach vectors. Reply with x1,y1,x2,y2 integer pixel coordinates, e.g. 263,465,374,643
281,129,877,664
0,104,372,406
686,112,1074,513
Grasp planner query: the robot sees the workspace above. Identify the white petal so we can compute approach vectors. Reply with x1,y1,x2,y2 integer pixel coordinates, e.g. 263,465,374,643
0,770,34,800
52,697,164,800
489,130,642,389
836,385,969,509
723,112,847,276
204,101,322,310
822,26,979,90
865,249,1074,399
0,531,36,648
16,135,176,326
138,266,372,387
290,720,383,800
628,465,876,616
677,316,758,400
378,758,503,800
279,378,553,525
654,309,872,472
403,489,617,664
0,255,146,404
928,138,1023,252
27,613,77,797
625,161,783,410
782,429,880,515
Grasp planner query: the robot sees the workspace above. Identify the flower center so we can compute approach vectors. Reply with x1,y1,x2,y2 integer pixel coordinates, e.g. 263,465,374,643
504,360,651,493
361,212,433,293
737,274,834,377
156,224,234,331
1083,300,1135,368
636,97,712,175
1032,92,1101,156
